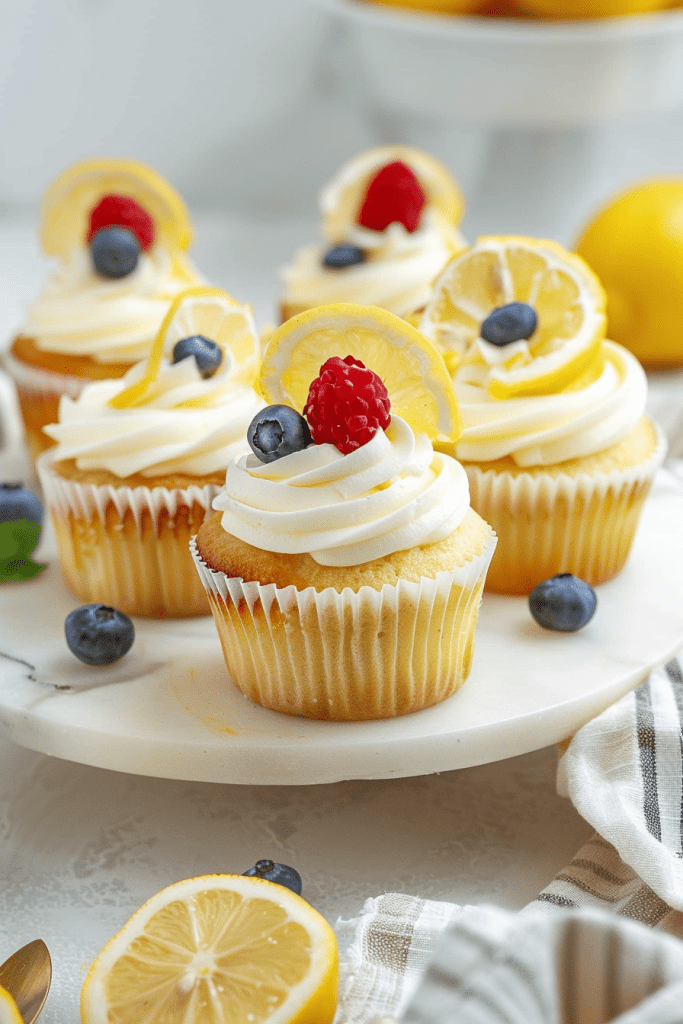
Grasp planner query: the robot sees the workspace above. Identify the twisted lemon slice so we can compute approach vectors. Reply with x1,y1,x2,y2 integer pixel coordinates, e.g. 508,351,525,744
41,157,193,257
260,303,462,453
420,236,607,399
320,145,465,242
110,287,259,409
80,874,339,1024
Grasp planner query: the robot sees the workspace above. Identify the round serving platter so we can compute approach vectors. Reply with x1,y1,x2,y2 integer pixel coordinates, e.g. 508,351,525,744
0,372,682,784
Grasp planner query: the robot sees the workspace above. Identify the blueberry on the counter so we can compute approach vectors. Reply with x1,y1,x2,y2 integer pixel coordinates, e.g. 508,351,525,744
322,244,367,269
91,226,141,279
248,405,312,464
242,860,303,895
480,302,538,346
172,335,223,379
529,574,597,632
0,484,43,526
65,604,135,665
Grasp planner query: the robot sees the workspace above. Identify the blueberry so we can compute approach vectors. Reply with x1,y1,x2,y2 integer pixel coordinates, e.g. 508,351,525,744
91,226,140,279
529,574,597,632
480,302,538,347
65,604,135,665
242,860,303,896
172,335,223,379
0,484,43,527
323,244,367,269
248,405,312,463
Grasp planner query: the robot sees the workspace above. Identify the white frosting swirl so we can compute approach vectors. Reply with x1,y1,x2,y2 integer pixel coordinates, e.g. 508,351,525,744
44,354,264,478
281,214,465,318
454,341,647,467
24,245,203,364
212,415,470,567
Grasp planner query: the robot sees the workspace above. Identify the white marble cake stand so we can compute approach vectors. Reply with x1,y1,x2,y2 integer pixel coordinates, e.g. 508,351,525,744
1,416,682,784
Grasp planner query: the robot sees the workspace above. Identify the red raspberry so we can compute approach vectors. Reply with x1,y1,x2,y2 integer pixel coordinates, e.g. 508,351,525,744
304,355,391,455
87,194,155,251
357,161,426,233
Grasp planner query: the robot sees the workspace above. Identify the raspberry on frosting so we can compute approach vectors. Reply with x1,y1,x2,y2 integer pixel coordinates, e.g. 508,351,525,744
357,161,426,234
87,194,155,251
304,355,391,455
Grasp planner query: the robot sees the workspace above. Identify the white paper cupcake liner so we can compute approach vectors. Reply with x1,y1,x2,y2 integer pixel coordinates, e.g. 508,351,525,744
190,531,497,721
38,450,221,617
465,421,667,594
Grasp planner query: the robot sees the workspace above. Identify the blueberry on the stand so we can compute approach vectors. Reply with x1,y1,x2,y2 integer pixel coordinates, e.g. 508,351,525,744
323,244,367,269
242,860,303,896
480,302,538,346
172,335,223,379
0,484,46,582
91,226,141,279
248,405,312,464
65,604,135,665
529,574,597,632
0,483,43,526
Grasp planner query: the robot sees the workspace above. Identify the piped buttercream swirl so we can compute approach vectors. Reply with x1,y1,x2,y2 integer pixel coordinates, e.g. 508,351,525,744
24,246,203,364
454,341,647,466
281,214,465,318
212,415,471,566
44,354,264,478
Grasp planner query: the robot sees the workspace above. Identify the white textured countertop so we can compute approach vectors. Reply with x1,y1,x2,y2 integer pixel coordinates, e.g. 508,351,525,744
1,212,682,1023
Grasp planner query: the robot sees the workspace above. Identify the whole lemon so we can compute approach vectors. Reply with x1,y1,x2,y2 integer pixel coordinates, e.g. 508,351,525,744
515,0,668,17
364,0,477,14
575,179,683,367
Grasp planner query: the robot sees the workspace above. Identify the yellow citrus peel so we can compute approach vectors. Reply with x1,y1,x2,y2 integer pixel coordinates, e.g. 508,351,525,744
260,302,462,454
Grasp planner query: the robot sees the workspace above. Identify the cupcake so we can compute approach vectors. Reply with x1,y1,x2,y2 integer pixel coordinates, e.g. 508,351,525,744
4,158,204,461
279,146,466,325
420,235,667,595
37,288,264,618
192,304,496,721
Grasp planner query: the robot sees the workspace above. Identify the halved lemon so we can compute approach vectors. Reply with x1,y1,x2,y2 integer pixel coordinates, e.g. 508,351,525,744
41,158,193,258
420,236,607,399
0,985,23,1024
260,303,462,452
110,287,260,409
80,873,339,1024
320,145,465,242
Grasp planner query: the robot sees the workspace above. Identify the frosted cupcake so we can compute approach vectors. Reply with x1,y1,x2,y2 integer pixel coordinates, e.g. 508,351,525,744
279,146,466,325
192,304,496,721
37,288,264,617
420,236,666,595
4,158,204,461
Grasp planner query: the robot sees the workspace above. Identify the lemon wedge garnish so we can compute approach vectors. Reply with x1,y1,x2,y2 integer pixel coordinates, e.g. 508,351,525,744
260,303,462,453
109,287,259,409
320,145,465,242
40,157,193,258
80,873,339,1024
420,235,607,399
0,985,23,1024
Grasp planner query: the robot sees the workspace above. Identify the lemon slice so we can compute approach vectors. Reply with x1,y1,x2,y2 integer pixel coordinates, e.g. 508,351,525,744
0,985,23,1024
80,874,339,1024
420,236,607,399
41,158,193,258
320,146,465,242
260,303,462,452
110,287,259,409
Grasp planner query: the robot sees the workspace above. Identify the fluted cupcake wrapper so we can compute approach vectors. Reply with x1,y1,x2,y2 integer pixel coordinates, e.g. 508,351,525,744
38,450,220,617
190,531,497,721
465,423,668,596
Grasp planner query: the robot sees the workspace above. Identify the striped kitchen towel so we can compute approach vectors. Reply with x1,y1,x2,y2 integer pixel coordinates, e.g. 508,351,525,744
334,657,683,1023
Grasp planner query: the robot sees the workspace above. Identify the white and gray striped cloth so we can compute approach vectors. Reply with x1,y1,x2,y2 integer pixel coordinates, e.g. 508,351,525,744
335,657,683,1024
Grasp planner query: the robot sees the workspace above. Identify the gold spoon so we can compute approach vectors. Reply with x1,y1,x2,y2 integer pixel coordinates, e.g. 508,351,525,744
0,942,51,1024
